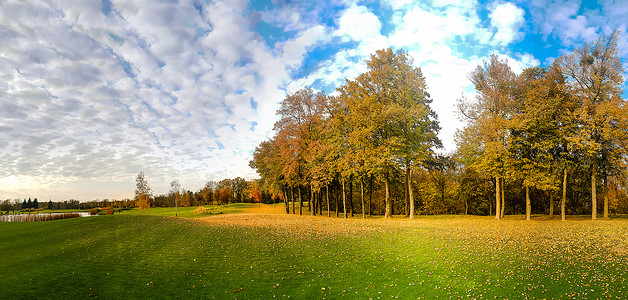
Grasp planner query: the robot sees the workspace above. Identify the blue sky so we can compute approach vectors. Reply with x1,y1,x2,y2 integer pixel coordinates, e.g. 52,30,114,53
1,0,627,201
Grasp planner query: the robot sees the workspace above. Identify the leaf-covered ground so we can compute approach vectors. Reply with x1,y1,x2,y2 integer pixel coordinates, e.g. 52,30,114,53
1,204,626,299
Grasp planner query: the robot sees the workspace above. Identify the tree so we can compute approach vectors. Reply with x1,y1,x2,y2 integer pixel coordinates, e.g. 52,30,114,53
219,188,230,205
135,171,152,214
33,198,39,209
509,64,575,220
274,88,328,215
459,54,517,220
250,138,289,212
339,48,441,218
170,179,181,217
201,181,217,205
231,177,248,203
558,31,626,220
182,191,191,207
252,187,262,203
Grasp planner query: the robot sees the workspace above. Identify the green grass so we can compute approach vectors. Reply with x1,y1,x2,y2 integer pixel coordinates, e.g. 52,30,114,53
113,203,257,218
1,210,627,299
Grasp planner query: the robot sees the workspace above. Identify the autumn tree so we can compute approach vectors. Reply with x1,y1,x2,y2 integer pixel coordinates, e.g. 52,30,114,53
250,138,290,213
274,88,328,215
219,188,230,205
558,30,626,220
339,48,441,218
201,181,216,205
135,171,152,214
252,187,262,203
508,64,575,220
459,54,517,220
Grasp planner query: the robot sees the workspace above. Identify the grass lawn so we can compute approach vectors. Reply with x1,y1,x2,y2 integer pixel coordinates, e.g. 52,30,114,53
117,203,257,218
1,205,627,299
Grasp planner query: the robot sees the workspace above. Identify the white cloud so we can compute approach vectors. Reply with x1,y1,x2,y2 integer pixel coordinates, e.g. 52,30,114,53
489,1,525,45
336,5,382,42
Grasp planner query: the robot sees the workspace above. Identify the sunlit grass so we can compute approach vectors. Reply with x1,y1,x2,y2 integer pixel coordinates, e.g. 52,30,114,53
1,206,626,299
111,203,258,218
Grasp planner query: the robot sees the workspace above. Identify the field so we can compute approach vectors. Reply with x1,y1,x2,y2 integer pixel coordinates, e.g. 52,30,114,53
115,203,257,218
1,204,627,299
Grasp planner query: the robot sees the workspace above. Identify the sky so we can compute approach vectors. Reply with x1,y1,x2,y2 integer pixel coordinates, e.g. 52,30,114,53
1,0,628,201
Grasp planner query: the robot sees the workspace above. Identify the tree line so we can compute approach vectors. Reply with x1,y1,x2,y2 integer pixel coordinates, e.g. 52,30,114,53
1,176,271,214
133,171,273,214
457,31,627,220
249,32,628,219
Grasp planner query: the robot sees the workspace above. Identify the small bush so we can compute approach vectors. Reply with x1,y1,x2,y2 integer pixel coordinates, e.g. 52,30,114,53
89,208,99,216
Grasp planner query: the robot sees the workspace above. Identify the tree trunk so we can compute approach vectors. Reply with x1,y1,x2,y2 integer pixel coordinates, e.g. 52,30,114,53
495,176,501,220
405,165,410,217
298,186,303,215
409,168,415,219
369,175,373,217
335,179,339,217
361,178,365,219
489,198,492,216
283,187,289,214
326,185,330,217
549,190,554,219
604,174,608,219
562,168,567,221
342,178,347,218
500,178,505,219
348,176,354,217
592,163,597,220
310,185,315,216
526,185,531,221
385,174,392,218
291,187,295,214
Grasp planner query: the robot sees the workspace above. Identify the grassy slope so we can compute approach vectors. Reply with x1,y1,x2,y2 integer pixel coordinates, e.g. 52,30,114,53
1,207,627,299
117,203,256,218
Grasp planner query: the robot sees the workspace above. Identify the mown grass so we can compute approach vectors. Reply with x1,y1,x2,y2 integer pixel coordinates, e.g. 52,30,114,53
114,203,257,218
1,206,627,299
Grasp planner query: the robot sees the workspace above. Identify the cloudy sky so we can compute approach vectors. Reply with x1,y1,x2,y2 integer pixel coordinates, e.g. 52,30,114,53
1,0,627,201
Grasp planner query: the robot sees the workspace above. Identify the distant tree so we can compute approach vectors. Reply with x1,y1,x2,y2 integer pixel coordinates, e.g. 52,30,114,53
170,179,181,217
1,199,11,213
27,198,32,210
135,171,152,214
219,188,230,205
33,198,39,209
252,187,262,203
201,181,217,205
183,191,191,207
231,177,248,203
21,199,27,210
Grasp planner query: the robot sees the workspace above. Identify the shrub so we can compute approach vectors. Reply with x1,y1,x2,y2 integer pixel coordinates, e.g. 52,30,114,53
88,208,99,216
